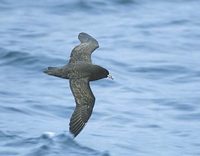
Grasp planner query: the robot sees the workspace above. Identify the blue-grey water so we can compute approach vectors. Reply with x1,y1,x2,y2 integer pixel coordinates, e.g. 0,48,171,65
0,0,200,156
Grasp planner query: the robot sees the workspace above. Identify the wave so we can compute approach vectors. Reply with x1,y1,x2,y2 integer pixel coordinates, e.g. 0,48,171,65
0,131,109,156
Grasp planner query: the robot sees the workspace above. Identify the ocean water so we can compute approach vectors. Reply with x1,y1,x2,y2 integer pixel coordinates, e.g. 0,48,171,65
0,0,200,155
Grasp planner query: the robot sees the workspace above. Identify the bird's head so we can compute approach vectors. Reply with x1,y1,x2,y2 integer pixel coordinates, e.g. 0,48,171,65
90,65,113,81
98,67,113,80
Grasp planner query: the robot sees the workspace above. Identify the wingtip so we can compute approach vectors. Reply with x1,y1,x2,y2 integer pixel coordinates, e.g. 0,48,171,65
69,116,86,138
69,128,79,138
78,32,99,46
79,32,87,36
69,131,76,138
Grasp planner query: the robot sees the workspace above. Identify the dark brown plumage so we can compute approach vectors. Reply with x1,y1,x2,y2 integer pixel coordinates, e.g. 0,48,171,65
44,32,112,137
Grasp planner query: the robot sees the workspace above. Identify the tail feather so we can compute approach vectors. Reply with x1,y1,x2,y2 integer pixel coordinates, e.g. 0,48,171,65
43,66,69,79
43,67,57,75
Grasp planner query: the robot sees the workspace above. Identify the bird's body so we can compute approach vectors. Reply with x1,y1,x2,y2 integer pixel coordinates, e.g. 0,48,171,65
44,32,111,137
46,63,108,81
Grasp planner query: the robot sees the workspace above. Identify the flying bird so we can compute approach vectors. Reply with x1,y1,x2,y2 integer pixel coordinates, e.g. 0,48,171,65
44,32,112,137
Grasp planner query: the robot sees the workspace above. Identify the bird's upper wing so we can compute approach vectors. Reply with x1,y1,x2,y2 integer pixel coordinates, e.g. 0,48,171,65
69,78,95,137
69,32,99,64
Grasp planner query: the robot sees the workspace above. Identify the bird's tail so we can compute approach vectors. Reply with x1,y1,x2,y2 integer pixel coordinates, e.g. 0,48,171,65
43,67,67,79
44,67,57,75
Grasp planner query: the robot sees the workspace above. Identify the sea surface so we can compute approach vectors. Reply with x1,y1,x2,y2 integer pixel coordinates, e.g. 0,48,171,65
0,0,200,156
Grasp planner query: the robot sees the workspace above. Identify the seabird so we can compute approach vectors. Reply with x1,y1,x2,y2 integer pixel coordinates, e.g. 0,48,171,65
44,32,112,137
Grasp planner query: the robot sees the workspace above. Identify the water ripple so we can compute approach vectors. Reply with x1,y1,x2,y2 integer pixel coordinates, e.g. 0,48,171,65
0,48,65,71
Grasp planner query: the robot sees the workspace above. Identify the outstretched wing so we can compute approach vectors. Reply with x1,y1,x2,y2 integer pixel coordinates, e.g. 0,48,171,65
69,32,99,64
69,78,95,137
